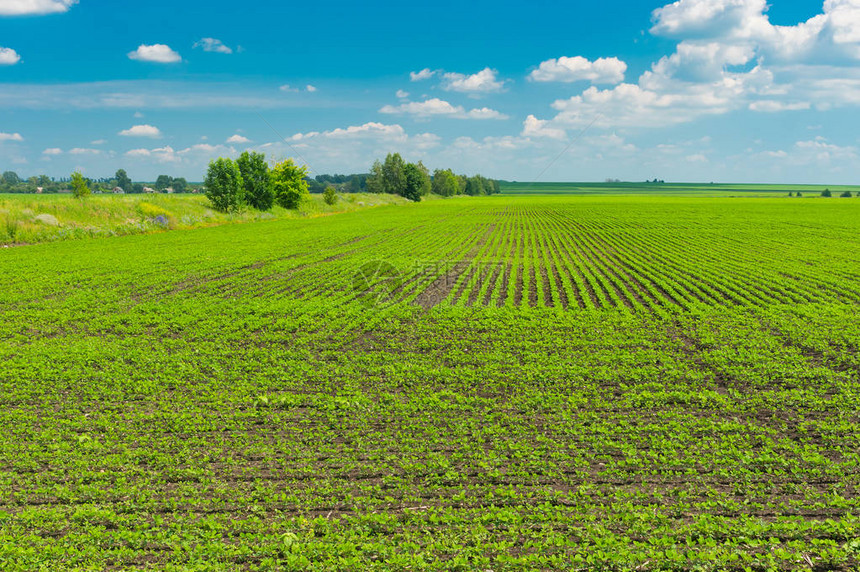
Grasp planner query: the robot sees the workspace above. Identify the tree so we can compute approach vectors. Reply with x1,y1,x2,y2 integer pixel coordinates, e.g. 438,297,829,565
132,183,144,194
270,159,309,209
465,176,485,196
432,169,459,197
115,169,132,192
402,163,428,202
840,190,853,197
323,186,338,205
236,151,273,210
821,188,832,197
70,171,90,198
381,153,407,196
204,158,244,212
366,160,385,193
414,161,431,196
172,177,188,194
2,171,20,186
796,191,803,197
155,175,173,191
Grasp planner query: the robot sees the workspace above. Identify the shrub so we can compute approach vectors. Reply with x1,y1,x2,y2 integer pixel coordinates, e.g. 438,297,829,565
821,188,832,197
271,159,309,209
840,191,852,198
70,171,90,198
323,186,338,205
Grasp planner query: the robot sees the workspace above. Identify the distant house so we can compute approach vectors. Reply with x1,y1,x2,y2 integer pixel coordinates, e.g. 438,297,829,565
164,187,174,194
113,187,125,194
143,186,157,194
36,187,43,194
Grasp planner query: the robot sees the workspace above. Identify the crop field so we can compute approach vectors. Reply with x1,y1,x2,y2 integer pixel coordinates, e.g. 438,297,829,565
1,195,859,570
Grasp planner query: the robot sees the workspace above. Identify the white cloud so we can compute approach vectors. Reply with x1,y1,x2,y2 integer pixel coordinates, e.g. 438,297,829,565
133,111,144,118
521,115,566,139
193,38,232,54
0,0,76,15
410,68,435,81
0,131,23,141
125,146,181,163
68,147,101,155
90,139,106,145
279,84,298,93
686,153,708,162
442,68,507,94
749,100,811,112
0,47,20,65
529,56,627,84
396,89,409,98
128,44,181,64
306,84,317,92
119,124,162,138
42,147,62,155
379,98,508,120
226,134,251,143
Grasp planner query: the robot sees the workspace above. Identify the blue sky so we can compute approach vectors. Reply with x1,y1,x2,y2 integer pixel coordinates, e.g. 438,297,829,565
1,0,859,183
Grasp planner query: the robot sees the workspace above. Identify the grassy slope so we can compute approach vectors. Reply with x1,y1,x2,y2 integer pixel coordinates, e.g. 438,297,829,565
0,192,412,245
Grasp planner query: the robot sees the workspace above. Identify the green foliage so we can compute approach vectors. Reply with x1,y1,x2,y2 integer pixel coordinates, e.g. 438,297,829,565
271,159,309,209
236,151,273,210
822,188,832,197
840,190,852,197
367,152,406,195
115,169,132,192
402,163,427,202
70,171,90,198
204,157,244,213
2,170,20,186
155,174,173,191
323,185,338,205
432,168,459,197
172,177,188,194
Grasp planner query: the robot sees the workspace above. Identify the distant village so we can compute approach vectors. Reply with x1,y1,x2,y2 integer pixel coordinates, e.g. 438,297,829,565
0,170,200,195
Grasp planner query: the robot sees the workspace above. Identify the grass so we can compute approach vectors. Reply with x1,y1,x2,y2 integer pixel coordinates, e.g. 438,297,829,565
0,192,412,245
500,180,860,196
1,193,859,570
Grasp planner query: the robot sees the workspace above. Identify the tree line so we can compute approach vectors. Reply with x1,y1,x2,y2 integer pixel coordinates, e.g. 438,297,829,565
0,169,194,194
366,153,500,201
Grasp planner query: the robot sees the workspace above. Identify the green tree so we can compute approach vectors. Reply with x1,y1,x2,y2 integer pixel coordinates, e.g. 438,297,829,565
70,171,90,198
465,176,485,196
115,169,132,192
172,177,188,194
366,160,384,193
236,151,273,210
840,190,853,197
402,163,427,202
204,158,244,212
323,186,338,205
132,183,144,194
432,169,458,197
271,159,309,209
2,171,20,186
821,188,832,197
155,175,173,191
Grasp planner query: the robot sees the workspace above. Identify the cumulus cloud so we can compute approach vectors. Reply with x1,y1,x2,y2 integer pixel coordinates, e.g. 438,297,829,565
0,47,20,65
306,84,317,92
280,84,316,93
521,115,566,139
119,124,162,138
442,68,507,94
0,131,23,141
193,38,233,54
379,98,508,120
42,147,62,155
410,68,435,81
0,0,76,15
68,147,101,155
529,56,627,84
128,44,181,64
396,89,409,98
226,134,251,143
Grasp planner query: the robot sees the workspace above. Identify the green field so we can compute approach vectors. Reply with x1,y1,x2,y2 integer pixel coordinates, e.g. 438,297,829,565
2,194,859,570
501,181,860,197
